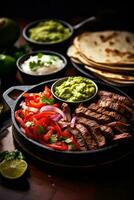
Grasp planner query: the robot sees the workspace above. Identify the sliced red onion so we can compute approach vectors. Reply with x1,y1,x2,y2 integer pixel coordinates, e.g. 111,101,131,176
20,101,39,113
70,116,76,128
40,105,66,120
50,114,62,122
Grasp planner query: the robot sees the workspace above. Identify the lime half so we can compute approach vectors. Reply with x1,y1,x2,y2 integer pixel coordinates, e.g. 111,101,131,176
0,159,27,179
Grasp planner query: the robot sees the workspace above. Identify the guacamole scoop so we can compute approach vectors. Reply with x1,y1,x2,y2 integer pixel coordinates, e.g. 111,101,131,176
28,20,72,43
52,77,98,103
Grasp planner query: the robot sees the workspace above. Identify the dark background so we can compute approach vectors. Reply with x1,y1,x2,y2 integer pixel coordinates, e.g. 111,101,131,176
0,0,134,20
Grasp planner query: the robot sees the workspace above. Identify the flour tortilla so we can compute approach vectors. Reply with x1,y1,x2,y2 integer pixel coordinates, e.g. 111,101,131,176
67,45,134,73
85,65,134,81
75,31,134,65
95,75,134,86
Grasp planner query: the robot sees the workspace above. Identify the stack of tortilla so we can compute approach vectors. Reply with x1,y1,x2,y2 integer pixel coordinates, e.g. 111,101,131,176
67,31,134,86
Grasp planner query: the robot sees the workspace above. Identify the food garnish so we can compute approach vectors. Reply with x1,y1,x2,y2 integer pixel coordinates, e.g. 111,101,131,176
0,150,27,179
21,53,64,75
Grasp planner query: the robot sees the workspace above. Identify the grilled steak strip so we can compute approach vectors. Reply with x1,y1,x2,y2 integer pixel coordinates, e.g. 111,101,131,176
98,99,133,117
107,121,133,135
98,90,134,108
113,133,132,141
99,125,114,139
89,104,127,123
99,98,134,124
76,117,105,147
58,118,70,129
68,128,87,151
75,106,111,124
75,123,98,150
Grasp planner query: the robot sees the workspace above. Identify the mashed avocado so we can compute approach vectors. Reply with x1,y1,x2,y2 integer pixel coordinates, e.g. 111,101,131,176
54,77,96,102
28,20,71,43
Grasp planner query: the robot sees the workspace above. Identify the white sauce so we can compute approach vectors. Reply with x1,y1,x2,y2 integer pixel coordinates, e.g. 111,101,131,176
21,54,64,75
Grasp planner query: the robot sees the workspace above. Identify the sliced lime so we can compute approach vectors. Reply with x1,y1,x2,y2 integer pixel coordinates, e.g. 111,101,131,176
0,159,27,179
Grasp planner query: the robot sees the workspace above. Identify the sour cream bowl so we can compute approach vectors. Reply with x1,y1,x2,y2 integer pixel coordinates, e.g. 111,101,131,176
16,50,67,84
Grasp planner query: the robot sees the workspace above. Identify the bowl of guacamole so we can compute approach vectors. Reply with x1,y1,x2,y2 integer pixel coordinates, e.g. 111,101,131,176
51,76,98,103
23,19,73,49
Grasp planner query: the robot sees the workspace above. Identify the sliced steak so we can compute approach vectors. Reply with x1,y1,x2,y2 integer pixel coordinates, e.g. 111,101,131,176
99,125,114,139
98,99,134,120
75,106,111,124
89,104,127,123
113,133,132,141
98,90,134,108
68,128,87,151
107,121,132,134
76,117,105,147
75,123,98,150
58,118,70,129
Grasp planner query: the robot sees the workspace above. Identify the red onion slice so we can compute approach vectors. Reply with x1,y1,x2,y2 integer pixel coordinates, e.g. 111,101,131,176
50,114,61,122
40,105,66,120
70,116,76,128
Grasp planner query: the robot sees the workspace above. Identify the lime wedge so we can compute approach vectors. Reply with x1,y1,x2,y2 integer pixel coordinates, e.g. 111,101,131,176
0,159,27,179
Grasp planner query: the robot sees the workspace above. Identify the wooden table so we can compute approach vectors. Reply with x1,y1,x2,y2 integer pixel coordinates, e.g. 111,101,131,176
1,19,134,200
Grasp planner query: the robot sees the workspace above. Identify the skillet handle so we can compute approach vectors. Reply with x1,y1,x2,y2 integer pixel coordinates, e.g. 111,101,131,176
3,85,33,111
73,16,96,30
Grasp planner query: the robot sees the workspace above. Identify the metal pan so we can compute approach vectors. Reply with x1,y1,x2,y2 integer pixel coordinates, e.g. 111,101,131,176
3,79,134,169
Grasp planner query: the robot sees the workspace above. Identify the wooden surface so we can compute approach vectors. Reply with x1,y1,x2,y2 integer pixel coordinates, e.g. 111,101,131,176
1,19,134,200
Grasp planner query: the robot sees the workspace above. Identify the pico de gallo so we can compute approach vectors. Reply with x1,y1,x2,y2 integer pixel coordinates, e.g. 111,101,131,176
15,86,80,151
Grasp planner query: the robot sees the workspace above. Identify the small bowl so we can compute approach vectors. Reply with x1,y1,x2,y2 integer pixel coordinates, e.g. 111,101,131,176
16,50,67,84
51,76,98,104
23,19,73,51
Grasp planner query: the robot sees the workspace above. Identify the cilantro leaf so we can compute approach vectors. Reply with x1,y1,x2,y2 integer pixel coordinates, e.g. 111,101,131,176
37,125,45,134
41,96,55,105
37,52,43,58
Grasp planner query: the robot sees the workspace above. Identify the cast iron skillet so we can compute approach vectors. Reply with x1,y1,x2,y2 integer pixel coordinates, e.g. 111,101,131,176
3,78,134,169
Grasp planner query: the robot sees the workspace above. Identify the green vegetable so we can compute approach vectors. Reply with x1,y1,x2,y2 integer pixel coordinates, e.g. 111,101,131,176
68,144,76,150
0,150,24,162
41,96,55,105
65,138,72,144
37,125,45,134
0,54,16,77
37,52,43,58
0,150,27,180
28,20,71,43
29,60,44,71
0,17,20,48
54,77,96,102
50,135,58,143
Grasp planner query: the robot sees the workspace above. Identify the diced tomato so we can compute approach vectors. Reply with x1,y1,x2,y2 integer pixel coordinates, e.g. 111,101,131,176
61,130,71,138
47,142,68,151
30,111,56,120
28,100,44,108
43,130,53,142
43,86,52,98
53,123,62,136
23,93,40,99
